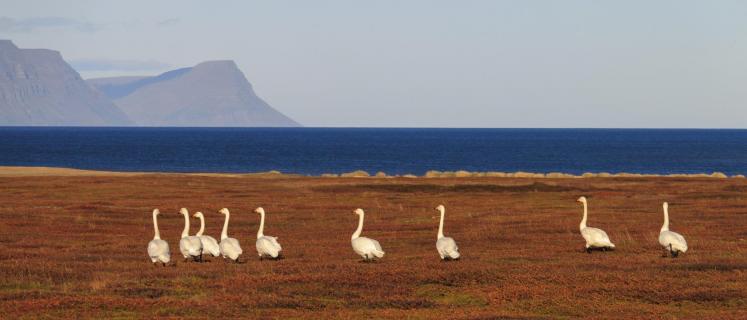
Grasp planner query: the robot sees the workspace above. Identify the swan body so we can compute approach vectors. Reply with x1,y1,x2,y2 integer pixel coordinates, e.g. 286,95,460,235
254,207,282,259
193,212,221,257
435,205,460,260
577,197,615,252
178,208,203,261
351,208,385,261
147,209,171,265
659,202,688,257
218,208,243,262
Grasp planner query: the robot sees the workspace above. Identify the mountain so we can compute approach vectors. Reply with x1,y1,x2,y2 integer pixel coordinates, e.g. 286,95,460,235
89,61,300,127
0,40,132,126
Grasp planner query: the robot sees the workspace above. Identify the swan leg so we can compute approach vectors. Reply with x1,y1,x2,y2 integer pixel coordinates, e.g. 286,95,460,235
669,244,676,258
586,247,592,254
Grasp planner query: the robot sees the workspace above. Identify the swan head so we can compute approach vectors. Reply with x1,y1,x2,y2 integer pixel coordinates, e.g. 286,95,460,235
353,208,365,215
152,208,160,215
193,211,204,218
179,207,189,215
218,208,230,215
577,196,587,203
254,207,265,214
435,204,445,211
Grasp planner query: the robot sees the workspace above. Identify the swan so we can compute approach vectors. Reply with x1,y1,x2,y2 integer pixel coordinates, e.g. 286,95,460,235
659,202,688,258
193,211,221,258
351,208,385,262
147,209,171,266
218,208,243,262
435,205,460,261
178,208,204,262
577,197,615,253
254,207,283,259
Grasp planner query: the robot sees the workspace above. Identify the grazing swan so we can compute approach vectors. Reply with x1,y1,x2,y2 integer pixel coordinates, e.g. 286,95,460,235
577,197,615,253
254,207,282,259
178,208,204,262
659,202,688,258
351,208,385,262
193,212,221,258
218,208,243,262
435,205,460,260
147,209,171,266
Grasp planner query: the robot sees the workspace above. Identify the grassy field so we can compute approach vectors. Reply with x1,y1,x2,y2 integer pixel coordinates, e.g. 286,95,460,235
0,173,746,319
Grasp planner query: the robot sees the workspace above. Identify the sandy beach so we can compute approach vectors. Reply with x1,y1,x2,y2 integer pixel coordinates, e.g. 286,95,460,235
1,167,745,318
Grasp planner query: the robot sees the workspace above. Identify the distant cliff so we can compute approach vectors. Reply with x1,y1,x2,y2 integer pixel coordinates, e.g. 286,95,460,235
89,61,300,127
0,40,132,126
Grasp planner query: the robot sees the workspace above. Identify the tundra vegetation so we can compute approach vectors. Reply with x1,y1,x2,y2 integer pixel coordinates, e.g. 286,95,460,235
0,173,745,318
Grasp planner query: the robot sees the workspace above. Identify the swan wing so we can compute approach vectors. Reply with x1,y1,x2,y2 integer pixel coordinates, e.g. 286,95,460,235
353,237,385,258
186,236,203,256
437,237,460,259
370,238,385,257
581,227,615,248
148,239,170,263
659,231,688,252
220,237,243,260
256,236,281,258
200,235,221,257
269,236,282,251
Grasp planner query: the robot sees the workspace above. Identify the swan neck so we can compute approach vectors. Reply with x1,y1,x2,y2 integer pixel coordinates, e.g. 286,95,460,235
257,212,265,238
661,205,670,232
196,215,205,236
580,201,588,230
437,208,445,239
181,212,190,238
221,212,230,240
352,213,364,240
152,211,161,240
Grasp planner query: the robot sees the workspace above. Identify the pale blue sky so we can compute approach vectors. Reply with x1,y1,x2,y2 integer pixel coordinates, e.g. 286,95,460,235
1,1,746,127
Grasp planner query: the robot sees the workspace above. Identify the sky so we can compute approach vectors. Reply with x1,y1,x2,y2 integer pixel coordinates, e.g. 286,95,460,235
1,1,746,128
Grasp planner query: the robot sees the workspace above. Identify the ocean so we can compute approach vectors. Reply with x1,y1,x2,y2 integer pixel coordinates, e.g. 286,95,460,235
0,127,746,176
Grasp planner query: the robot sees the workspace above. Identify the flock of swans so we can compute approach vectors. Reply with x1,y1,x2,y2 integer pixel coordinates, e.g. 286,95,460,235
147,197,688,266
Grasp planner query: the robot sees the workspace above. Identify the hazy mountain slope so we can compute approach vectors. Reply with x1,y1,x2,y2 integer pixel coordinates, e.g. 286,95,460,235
0,40,132,126
89,61,299,127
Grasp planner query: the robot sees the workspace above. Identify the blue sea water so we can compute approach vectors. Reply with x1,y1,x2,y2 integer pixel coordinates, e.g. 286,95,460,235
0,127,746,176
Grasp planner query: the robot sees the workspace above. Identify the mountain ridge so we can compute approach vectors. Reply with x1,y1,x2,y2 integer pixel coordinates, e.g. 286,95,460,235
0,40,133,126
88,60,300,127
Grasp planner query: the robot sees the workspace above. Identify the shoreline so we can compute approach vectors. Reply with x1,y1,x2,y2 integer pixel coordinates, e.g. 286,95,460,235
0,166,742,179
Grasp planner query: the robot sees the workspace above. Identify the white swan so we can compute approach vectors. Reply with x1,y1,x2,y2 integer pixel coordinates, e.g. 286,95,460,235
178,208,204,262
193,211,221,258
577,197,615,253
254,207,283,259
147,209,171,266
659,202,688,257
351,208,385,262
435,205,460,260
218,208,243,262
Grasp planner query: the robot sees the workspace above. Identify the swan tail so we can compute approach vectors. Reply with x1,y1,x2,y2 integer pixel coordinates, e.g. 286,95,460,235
448,250,461,260
373,249,385,258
